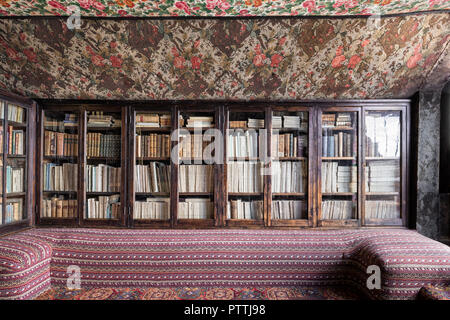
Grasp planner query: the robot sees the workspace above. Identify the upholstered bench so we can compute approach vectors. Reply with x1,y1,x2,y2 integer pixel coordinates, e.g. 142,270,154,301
0,228,449,300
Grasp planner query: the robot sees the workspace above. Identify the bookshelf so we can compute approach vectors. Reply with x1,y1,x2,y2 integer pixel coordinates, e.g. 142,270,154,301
224,107,266,227
31,101,409,231
0,94,34,234
318,108,360,227
363,108,405,226
270,107,312,227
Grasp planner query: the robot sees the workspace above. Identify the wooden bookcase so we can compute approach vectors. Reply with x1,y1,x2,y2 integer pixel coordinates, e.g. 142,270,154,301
0,92,35,235
31,100,411,231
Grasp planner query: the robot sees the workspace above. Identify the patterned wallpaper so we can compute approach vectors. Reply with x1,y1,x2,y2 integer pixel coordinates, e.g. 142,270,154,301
1,0,449,17
0,13,449,100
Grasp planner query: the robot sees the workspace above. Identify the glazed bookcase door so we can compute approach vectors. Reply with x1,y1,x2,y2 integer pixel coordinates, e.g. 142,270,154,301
362,106,406,226
81,106,127,227
269,106,313,227
0,96,34,234
224,106,267,227
318,107,361,227
176,106,219,227
39,107,80,226
130,106,173,228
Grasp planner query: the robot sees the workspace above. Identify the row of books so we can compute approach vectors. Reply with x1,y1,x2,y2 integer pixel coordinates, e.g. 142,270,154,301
272,200,306,220
134,198,170,220
41,198,78,218
44,114,77,132
272,161,306,193
272,133,307,158
86,165,121,193
2,199,23,224
365,200,400,219
322,131,355,157
273,115,307,129
178,198,213,219
178,165,214,193
87,112,120,128
227,162,263,193
44,131,78,157
183,116,214,128
227,130,260,158
6,126,25,155
322,113,353,128
365,161,400,193
3,104,26,124
86,195,121,219
6,166,24,193
226,200,263,220
136,134,171,158
321,163,357,193
228,119,264,129
87,133,121,158
179,134,210,159
43,163,77,192
322,200,354,220
135,163,170,193
136,113,171,128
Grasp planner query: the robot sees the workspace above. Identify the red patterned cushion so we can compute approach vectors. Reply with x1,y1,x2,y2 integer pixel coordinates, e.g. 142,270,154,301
418,284,450,300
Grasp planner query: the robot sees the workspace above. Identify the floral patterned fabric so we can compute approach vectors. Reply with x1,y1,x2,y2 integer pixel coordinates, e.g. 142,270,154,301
0,1,449,17
0,13,449,100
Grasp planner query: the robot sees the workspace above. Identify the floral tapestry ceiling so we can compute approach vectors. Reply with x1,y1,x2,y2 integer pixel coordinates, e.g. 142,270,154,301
0,0,449,17
0,13,449,100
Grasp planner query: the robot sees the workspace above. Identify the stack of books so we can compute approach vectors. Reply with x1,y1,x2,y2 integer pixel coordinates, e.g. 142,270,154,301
86,164,121,193
87,112,119,127
134,198,170,220
272,133,307,157
184,116,214,128
283,116,301,128
247,118,264,128
41,198,77,218
272,161,306,193
366,160,400,192
43,163,77,191
321,163,357,193
322,114,336,127
365,200,400,219
227,130,259,159
135,162,170,193
44,114,77,131
136,134,170,158
227,162,263,193
272,200,306,219
226,200,263,220
86,195,120,219
136,113,159,127
178,165,213,193
322,201,353,219
178,198,213,219
229,120,247,128
44,131,78,157
6,166,24,193
336,113,352,127
322,131,354,157
87,133,121,158
272,116,282,129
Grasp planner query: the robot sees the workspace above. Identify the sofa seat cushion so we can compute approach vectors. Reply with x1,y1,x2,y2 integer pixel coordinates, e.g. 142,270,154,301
344,229,450,299
0,229,53,299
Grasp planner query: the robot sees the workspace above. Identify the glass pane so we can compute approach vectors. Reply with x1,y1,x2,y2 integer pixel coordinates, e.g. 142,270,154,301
271,110,308,220
42,111,78,219
85,111,122,220
321,111,358,220
5,103,27,223
226,111,264,221
134,112,171,221
178,111,215,220
365,111,401,221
